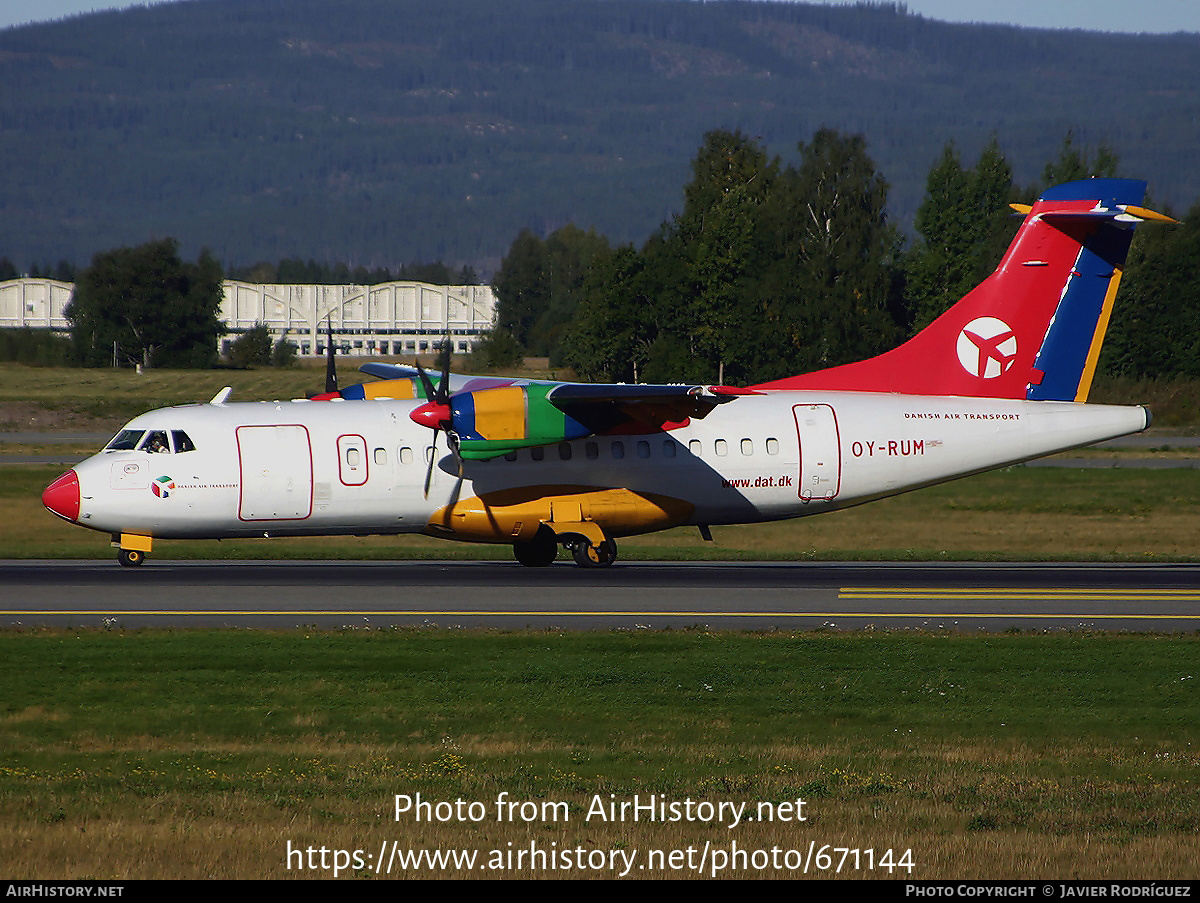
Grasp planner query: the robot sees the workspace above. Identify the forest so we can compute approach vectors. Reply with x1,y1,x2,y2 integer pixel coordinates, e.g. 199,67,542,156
488,129,1200,386
0,0,1198,273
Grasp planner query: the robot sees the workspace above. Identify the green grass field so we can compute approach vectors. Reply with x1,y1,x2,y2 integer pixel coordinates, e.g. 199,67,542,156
1,630,1197,879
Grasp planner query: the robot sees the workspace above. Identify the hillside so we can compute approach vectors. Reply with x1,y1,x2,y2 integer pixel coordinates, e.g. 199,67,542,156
1,0,1198,273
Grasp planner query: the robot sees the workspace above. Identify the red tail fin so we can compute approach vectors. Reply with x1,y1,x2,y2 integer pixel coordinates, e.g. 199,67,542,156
752,179,1169,401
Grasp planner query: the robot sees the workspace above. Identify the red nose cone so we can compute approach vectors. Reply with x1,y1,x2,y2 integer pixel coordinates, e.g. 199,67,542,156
410,401,451,431
43,469,80,522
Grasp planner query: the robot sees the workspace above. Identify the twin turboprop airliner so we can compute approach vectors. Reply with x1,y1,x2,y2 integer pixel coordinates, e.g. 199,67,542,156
42,179,1172,567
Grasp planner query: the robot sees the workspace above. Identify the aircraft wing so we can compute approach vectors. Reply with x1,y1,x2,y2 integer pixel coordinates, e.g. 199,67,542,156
546,382,733,429
351,364,740,458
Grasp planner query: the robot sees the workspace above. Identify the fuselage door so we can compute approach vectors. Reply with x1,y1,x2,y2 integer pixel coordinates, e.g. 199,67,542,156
237,424,313,520
792,404,841,501
337,434,369,486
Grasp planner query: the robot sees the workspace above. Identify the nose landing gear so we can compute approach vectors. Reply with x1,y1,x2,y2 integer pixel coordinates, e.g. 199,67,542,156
113,533,152,568
117,548,145,567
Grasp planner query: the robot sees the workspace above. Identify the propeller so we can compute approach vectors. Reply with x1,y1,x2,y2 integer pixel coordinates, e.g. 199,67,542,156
323,313,337,394
410,335,459,496
307,314,340,399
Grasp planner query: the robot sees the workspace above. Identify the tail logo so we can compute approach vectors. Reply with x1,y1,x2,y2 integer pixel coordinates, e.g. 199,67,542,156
957,317,1017,379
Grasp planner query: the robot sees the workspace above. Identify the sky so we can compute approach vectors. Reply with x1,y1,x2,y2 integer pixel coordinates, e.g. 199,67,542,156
2,0,1199,34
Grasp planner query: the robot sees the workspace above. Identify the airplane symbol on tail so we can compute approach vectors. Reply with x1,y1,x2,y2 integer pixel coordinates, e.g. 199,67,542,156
957,317,1017,379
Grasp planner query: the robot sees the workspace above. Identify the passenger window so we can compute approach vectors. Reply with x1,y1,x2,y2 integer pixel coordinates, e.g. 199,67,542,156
504,451,518,462
558,442,572,460
172,430,195,453
611,441,625,459
714,439,727,457
531,446,544,461
662,441,677,458
636,440,650,459
400,447,414,465
766,438,779,455
585,441,599,460
374,448,387,465
347,448,360,467
741,438,753,456
688,439,702,457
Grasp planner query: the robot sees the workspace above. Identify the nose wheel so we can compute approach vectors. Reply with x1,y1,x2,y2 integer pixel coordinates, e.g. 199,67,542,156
117,548,145,567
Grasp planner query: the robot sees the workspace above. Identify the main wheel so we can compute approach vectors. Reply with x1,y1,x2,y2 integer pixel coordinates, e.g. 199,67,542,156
513,525,558,567
117,548,145,568
571,539,617,568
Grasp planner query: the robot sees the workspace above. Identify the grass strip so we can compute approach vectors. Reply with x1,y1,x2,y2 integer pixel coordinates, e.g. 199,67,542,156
1,629,1197,879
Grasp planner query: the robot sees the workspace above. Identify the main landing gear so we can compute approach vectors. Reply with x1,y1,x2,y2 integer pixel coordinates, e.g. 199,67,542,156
511,524,618,568
570,538,617,568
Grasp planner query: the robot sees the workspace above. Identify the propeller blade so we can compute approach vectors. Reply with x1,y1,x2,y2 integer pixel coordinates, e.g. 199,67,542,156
324,314,337,394
437,334,452,399
423,430,439,498
414,361,438,402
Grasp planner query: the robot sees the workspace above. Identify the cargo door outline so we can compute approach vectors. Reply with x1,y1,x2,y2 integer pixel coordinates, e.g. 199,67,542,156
792,404,841,501
237,424,313,521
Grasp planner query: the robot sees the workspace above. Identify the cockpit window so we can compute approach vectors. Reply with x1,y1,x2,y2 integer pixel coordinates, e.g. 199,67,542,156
105,428,194,453
105,429,145,451
139,431,170,453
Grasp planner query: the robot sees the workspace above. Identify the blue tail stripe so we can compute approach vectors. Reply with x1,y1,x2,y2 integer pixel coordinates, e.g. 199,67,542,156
1027,244,1114,401
1027,180,1146,402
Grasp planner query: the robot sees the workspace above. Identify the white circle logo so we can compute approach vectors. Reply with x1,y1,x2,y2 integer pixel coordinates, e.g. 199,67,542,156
957,317,1017,379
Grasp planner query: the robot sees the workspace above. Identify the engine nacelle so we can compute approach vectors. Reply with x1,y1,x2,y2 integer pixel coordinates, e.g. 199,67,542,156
450,385,592,460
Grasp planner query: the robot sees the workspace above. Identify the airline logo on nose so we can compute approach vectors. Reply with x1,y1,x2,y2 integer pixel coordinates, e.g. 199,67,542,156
152,475,175,498
957,317,1017,379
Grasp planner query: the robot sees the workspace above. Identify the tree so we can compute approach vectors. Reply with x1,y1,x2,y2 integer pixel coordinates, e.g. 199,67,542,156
563,128,904,386
68,239,224,368
492,229,549,350
675,129,778,383
1101,200,1200,379
759,129,900,377
562,246,655,382
904,138,1014,329
466,326,524,371
1040,130,1119,190
492,224,611,361
271,334,299,367
227,322,272,368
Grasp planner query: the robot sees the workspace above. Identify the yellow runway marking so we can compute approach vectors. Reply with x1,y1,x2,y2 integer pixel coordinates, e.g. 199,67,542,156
841,587,1200,602
3,605,1200,621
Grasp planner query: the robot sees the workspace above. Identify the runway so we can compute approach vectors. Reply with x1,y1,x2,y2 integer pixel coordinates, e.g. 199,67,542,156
3,559,1200,631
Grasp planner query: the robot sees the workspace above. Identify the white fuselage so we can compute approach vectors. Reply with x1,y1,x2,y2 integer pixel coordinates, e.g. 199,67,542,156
62,392,1148,543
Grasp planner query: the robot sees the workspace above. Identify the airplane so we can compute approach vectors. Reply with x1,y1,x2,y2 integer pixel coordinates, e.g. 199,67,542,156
42,178,1174,568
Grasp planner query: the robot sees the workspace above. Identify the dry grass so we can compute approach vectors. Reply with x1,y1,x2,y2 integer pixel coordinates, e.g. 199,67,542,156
3,740,1196,879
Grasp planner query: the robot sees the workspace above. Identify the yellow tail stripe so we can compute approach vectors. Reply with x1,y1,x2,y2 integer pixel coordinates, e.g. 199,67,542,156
1074,264,1123,402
